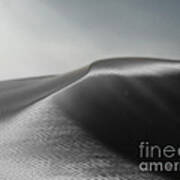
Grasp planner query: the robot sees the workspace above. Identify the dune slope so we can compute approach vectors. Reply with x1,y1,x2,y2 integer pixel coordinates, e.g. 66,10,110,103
0,58,180,180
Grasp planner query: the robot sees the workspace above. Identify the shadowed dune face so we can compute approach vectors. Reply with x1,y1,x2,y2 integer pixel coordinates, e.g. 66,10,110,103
54,58,180,152
0,58,180,179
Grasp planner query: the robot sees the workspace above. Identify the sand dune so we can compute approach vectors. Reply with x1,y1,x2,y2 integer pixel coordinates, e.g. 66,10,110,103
0,58,180,179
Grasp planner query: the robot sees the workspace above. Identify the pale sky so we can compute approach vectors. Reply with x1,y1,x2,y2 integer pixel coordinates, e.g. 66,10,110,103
0,0,180,80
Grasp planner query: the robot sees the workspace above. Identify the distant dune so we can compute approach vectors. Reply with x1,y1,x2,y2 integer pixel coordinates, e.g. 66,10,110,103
0,58,180,180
